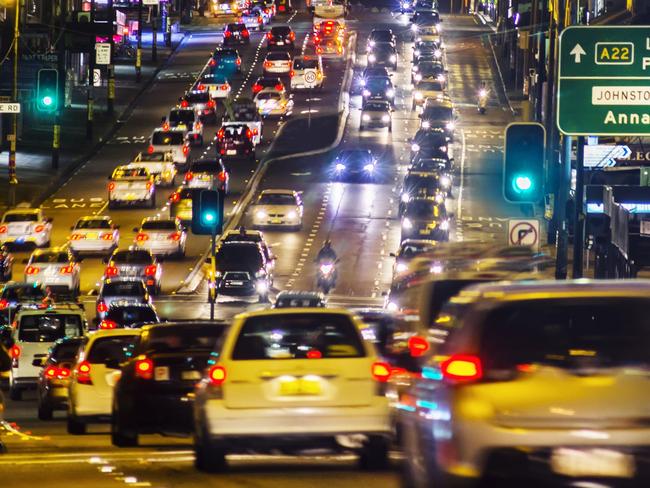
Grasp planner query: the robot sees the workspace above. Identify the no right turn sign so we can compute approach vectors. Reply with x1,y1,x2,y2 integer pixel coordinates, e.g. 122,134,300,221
508,219,540,250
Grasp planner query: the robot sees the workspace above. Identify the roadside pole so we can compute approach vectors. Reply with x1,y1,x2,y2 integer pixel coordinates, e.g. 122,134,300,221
8,0,20,206
52,111,60,170
107,0,115,115
87,0,95,140
152,6,158,62
209,226,217,320
136,0,143,82
573,137,585,278
555,134,570,278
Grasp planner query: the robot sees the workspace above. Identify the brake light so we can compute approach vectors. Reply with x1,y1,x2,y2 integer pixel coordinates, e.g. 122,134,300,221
289,70,295,77
45,366,70,380
408,335,429,357
197,83,205,91
147,145,154,153
278,4,285,11
236,57,242,66
180,100,189,108
34,225,45,233
9,344,20,359
208,365,226,385
146,181,153,191
217,128,225,139
371,362,391,382
99,319,118,330
221,84,229,91
206,99,216,109
306,349,322,359
105,265,118,277
108,182,116,192
264,61,272,69
252,83,262,93
182,144,190,156
273,83,282,91
75,361,92,385
59,265,74,275
25,266,40,275
70,233,83,241
101,232,114,241
246,128,252,140
242,30,249,37
208,58,216,67
162,121,170,131
136,233,149,242
258,16,263,23
0,226,6,234
184,171,194,181
317,47,323,54
96,301,108,313
0,299,8,310
144,265,157,276
289,31,295,41
135,358,154,380
45,366,58,378
169,232,181,241
170,192,180,203
224,30,232,38
440,355,483,382
266,32,272,40
252,128,259,135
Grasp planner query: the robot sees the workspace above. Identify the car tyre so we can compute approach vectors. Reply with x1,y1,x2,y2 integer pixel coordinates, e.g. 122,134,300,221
9,386,22,401
67,414,87,435
38,401,54,421
111,405,138,447
194,435,228,472
358,436,390,471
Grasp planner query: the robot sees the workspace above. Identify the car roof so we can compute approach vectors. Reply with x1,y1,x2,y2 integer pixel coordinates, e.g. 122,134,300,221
234,307,356,322
79,215,111,221
259,189,296,195
4,208,39,215
276,290,325,299
86,328,142,344
31,246,69,256
153,127,186,134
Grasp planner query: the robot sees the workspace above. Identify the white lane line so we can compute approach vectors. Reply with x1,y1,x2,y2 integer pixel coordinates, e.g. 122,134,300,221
457,128,466,221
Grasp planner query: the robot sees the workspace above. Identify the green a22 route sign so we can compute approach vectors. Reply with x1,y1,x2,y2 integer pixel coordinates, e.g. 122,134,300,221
558,26,650,136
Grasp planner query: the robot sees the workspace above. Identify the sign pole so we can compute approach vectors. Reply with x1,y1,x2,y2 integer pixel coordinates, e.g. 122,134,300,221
87,0,95,141
136,0,143,82
152,6,158,62
107,0,115,115
52,110,60,170
555,134,571,279
573,136,586,278
8,0,20,205
209,226,216,321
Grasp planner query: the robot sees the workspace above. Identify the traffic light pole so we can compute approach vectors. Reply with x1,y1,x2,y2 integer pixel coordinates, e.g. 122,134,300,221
107,0,115,115
152,7,157,62
573,136,586,278
8,0,20,206
52,111,60,170
86,0,95,140
555,134,571,279
209,227,216,321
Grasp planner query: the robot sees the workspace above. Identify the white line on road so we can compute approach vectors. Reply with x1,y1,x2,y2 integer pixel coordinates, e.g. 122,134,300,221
457,128,466,221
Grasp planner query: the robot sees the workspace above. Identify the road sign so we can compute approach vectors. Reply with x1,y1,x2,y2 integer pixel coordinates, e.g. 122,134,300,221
583,144,631,168
93,69,102,87
143,0,159,4
95,43,111,65
558,26,650,136
0,103,20,113
641,220,650,236
508,219,540,250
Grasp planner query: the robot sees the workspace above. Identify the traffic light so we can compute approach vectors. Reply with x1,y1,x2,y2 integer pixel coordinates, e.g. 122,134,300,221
503,122,546,203
36,69,59,113
191,190,224,235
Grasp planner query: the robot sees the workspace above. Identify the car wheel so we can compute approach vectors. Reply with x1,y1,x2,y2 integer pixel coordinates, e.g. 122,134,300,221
67,414,87,435
38,401,54,421
9,386,22,401
194,434,228,472
401,419,444,487
111,404,138,447
358,436,390,471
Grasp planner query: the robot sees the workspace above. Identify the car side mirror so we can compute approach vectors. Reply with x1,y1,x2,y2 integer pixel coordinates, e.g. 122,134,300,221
32,357,46,368
105,358,121,370
389,252,396,258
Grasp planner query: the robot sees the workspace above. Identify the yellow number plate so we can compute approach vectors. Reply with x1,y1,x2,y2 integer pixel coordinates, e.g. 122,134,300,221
279,378,321,396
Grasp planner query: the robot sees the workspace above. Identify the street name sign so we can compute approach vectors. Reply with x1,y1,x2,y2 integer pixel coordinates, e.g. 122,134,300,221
95,43,111,65
558,26,650,136
0,103,20,113
583,144,631,168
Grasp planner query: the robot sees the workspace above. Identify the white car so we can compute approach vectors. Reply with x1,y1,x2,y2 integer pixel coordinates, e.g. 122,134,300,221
251,189,303,229
193,308,393,472
148,127,190,168
290,55,324,90
108,165,156,209
132,151,177,187
133,217,187,257
263,51,292,76
241,7,266,30
164,107,204,146
68,216,119,257
196,73,232,99
254,89,294,118
24,247,81,295
67,329,141,434
0,207,52,248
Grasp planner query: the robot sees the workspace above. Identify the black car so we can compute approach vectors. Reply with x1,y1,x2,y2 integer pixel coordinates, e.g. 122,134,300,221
223,23,250,45
111,321,228,446
401,197,449,242
212,241,271,302
412,40,443,64
216,124,255,161
180,90,217,123
183,159,229,193
0,281,46,325
361,76,395,108
400,171,445,213
332,149,378,182
274,291,326,308
411,60,445,84
367,29,396,49
266,25,295,50
367,42,398,70
410,128,450,162
99,302,160,330
420,98,455,140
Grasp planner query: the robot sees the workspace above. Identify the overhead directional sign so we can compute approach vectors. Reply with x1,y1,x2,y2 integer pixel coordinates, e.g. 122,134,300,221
583,144,631,168
558,26,650,136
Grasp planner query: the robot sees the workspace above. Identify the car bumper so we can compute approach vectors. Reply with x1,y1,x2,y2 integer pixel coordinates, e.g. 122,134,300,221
133,393,194,433
252,216,301,228
136,241,181,256
263,67,291,75
1,234,46,246
291,80,322,89
70,386,112,418
109,193,152,204
69,240,115,253
361,117,391,127
26,275,75,288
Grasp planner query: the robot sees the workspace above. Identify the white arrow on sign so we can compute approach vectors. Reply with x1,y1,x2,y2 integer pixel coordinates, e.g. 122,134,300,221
583,144,632,168
570,43,586,63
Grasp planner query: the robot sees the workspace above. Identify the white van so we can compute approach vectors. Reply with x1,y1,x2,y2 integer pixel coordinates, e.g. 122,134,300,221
290,55,324,91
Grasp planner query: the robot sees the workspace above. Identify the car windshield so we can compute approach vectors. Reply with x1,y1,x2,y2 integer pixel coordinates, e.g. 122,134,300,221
400,242,436,257
113,251,152,264
50,340,82,363
106,306,158,326
215,245,263,269
418,62,443,73
272,26,291,36
366,77,391,89
476,298,650,370
338,151,372,165
18,314,83,342
411,159,447,171
152,132,185,145
87,336,139,364
76,219,111,229
258,193,295,205
169,110,195,125
231,313,365,360
364,102,390,111
405,200,443,217
102,281,146,296
143,325,225,353
141,220,177,231
1,284,45,302
256,92,281,100
293,58,319,70
371,31,392,42
4,213,38,222
417,81,443,91
417,12,439,22
185,92,210,103
363,68,388,78
32,252,69,264
423,106,452,120
404,175,438,190
373,45,394,54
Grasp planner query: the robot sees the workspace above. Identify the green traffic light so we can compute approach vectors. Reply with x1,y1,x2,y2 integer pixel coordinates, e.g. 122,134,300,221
42,95,53,106
203,212,216,223
512,175,532,193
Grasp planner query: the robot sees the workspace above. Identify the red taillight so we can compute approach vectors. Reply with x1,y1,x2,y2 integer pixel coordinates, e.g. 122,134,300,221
246,128,252,140
99,319,118,330
76,360,93,385
217,128,225,139
207,99,216,108
289,70,295,78
59,265,74,275
96,301,108,313
209,58,216,67
184,171,194,181
101,232,114,241
220,84,229,91
45,365,58,378
224,30,232,38
258,16,263,23
25,266,39,275
169,232,181,242
9,344,20,359
408,335,429,357
135,358,154,380
306,349,322,359
147,145,154,153
266,32,272,40
105,265,118,277
0,225,6,234
371,362,391,382
252,83,262,93
289,31,295,41
264,61,272,69
70,233,83,241
162,121,170,131
242,30,249,37
197,83,205,91
236,58,242,66
274,83,283,91
440,355,483,382
45,366,70,380
146,181,153,191
180,100,189,108
182,144,190,156
144,265,157,276
136,233,149,242
208,365,226,385
217,171,227,182
317,46,323,54
108,182,116,192
34,225,45,233
170,192,180,203
278,4,285,11
0,299,8,310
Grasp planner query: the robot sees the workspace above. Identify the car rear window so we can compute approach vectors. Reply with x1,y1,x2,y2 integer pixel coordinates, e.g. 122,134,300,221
51,340,83,363
417,81,444,91
231,313,365,360
423,106,452,121
32,252,69,264
4,213,38,222
191,161,223,173
477,298,650,370
1,284,45,302
293,58,318,70
152,132,185,145
87,336,139,364
405,200,443,217
113,250,152,264
275,297,323,308
76,219,111,229
215,244,263,269
106,306,158,326
256,92,281,101
169,110,195,125
113,167,149,178
141,220,177,231
272,26,291,36
266,52,290,61
102,281,146,296
143,325,225,353
185,91,210,103
19,314,83,342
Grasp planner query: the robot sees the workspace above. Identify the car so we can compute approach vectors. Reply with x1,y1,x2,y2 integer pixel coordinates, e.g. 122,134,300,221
183,159,229,193
390,239,438,277
103,248,162,295
24,247,81,297
399,171,446,212
275,0,292,14
332,149,377,182
179,90,218,124
419,97,455,141
263,51,292,76
8,302,87,400
400,197,449,242
357,66,391,93
400,280,650,487
210,0,240,17
133,217,187,258
314,27,344,57
0,244,13,282
108,164,156,209
221,228,275,268
412,79,446,110
241,7,265,31
290,55,324,90
222,99,263,146
274,290,326,308
195,73,232,99
67,328,141,434
148,127,190,169
410,10,441,40
95,278,151,322
68,216,119,257
35,336,85,420
367,42,398,70
254,88,293,118
412,39,443,64
360,100,392,131
163,107,204,146
266,25,295,50
131,150,177,187
367,29,396,50
0,282,46,326
111,321,228,446
98,301,160,330
251,189,303,229
411,60,445,84
410,128,450,162
222,23,250,45
216,124,256,161
252,75,286,95
209,47,243,77
209,241,272,302
362,76,395,108
193,308,393,472
0,207,52,248
409,157,451,174
169,187,199,223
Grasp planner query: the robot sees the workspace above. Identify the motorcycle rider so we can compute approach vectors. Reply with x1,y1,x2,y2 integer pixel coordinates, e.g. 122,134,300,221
316,240,337,263
477,81,490,114
315,240,338,292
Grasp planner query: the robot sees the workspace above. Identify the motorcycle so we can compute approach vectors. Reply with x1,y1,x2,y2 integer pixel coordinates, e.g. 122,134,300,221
477,89,488,114
316,259,338,294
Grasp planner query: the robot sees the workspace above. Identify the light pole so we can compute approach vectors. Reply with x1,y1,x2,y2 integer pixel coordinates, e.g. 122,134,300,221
136,0,143,82
8,0,20,206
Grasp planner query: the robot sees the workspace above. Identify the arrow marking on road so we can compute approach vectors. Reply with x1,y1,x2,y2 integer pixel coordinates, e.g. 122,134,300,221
570,43,586,63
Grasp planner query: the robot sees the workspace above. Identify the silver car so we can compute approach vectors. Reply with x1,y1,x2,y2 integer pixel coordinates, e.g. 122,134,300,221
95,278,151,322
103,249,162,295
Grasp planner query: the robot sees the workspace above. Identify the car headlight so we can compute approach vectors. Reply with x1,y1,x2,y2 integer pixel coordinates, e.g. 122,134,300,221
440,175,451,187
368,54,376,63
401,193,410,203
414,50,420,57
255,280,268,293
430,264,443,274
411,143,420,152
434,49,442,58
421,120,430,129
396,262,408,273
359,79,366,87
414,73,422,82
256,210,267,219
440,146,447,153
368,40,375,48
479,89,487,98
414,91,423,100
437,74,446,82
364,163,375,172
363,89,371,97
287,210,297,219
439,220,450,231
435,193,444,203
390,55,397,63
336,163,346,171
402,1,410,8
381,114,390,123
446,121,455,131
411,24,418,32
386,89,395,98
362,114,371,121
402,218,413,229
412,66,418,72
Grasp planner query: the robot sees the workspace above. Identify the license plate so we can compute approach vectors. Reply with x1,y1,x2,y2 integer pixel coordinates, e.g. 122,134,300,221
551,448,635,478
85,232,97,239
226,149,237,155
228,281,244,286
181,370,201,380
276,41,284,45
279,378,321,396
154,366,169,381
271,218,282,224
419,229,431,235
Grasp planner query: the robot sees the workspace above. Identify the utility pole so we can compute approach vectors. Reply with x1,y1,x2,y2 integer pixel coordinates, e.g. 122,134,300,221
107,0,115,115
53,0,67,170
87,0,95,140
573,136,586,278
152,6,158,62
136,0,143,82
8,0,20,206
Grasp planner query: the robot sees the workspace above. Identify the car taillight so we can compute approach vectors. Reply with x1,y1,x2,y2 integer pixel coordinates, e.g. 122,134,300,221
252,128,259,136
242,30,249,37
289,31,295,41
135,358,154,380
264,61,272,68
25,266,40,275
317,46,323,54
208,58,216,67
197,83,205,91
180,100,189,107
105,265,118,277
46,366,70,380
266,32,272,40
182,144,190,156
162,121,170,131
246,128,252,139
146,181,153,191
9,344,20,359
170,192,180,203
0,226,7,234
371,362,391,382
207,100,216,108
108,182,116,192
218,171,227,182
253,84,262,93
144,265,157,276
258,16,263,23
220,84,229,91
236,58,242,66
217,128,225,139
440,354,483,382
99,319,118,330
0,299,8,310
274,83,283,91
278,4,285,11
306,349,322,359
147,145,154,153
76,360,92,385
70,233,83,240
101,233,114,240
408,335,429,357
208,365,226,385
289,70,295,77
136,233,149,242
96,301,108,313
59,265,74,275
45,365,58,378
184,171,194,181
34,225,45,233
224,30,232,38
169,232,181,241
